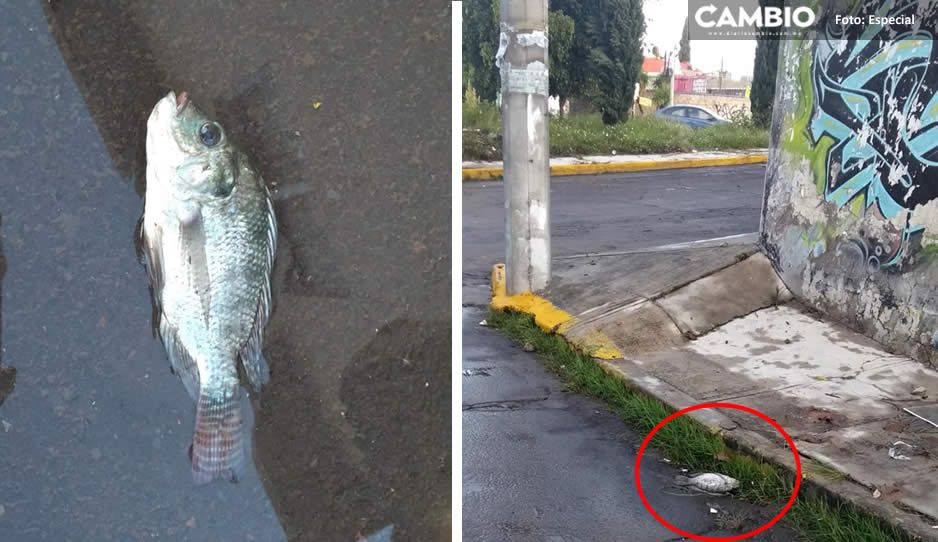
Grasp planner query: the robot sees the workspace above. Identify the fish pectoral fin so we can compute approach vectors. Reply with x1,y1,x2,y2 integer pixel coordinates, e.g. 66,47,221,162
159,319,200,401
177,205,212,326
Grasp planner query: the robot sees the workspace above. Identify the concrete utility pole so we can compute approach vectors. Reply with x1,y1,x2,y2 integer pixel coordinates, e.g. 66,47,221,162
719,56,725,90
498,0,550,294
668,52,676,106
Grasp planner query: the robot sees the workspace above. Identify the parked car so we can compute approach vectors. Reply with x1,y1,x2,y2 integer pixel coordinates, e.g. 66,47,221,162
655,105,728,129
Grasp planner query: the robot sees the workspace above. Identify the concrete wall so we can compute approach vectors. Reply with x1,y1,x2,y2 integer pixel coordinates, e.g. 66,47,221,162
761,1,938,365
673,93,750,119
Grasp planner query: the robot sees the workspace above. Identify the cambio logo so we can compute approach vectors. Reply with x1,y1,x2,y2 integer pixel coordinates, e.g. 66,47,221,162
694,3,816,29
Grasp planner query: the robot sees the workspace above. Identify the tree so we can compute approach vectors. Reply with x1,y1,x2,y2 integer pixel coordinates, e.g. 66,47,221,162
679,17,690,64
548,11,576,117
750,0,782,126
553,0,645,125
463,0,501,102
651,73,671,107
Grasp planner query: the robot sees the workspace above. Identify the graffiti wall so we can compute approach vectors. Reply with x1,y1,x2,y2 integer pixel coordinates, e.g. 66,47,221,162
762,0,938,364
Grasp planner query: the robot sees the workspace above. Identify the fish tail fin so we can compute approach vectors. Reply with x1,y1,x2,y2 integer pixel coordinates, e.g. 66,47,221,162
190,384,244,484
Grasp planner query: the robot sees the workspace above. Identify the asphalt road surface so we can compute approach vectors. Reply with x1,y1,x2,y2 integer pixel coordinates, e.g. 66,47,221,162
463,166,796,541
462,164,766,303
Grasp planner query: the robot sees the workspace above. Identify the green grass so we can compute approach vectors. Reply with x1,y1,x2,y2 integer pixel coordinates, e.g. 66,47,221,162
463,95,501,134
487,308,915,542
789,499,911,542
551,114,768,157
462,108,769,160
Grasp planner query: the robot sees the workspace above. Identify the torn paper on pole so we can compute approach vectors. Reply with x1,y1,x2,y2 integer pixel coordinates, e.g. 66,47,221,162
504,60,549,97
516,30,548,49
495,29,510,69
496,25,549,97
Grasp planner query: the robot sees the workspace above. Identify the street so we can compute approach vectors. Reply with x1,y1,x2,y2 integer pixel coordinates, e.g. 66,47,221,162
462,164,766,304
463,166,795,541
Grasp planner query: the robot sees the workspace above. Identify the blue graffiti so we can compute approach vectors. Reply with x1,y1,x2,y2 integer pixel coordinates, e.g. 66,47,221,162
810,0,938,267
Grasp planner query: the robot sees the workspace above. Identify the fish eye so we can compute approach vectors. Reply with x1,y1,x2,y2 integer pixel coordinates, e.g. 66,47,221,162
198,122,223,147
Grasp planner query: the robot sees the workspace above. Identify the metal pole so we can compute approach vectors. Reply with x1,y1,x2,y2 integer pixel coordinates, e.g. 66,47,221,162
499,0,550,294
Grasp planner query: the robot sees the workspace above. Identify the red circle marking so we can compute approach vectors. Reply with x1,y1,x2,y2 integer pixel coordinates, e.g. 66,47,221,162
634,402,801,541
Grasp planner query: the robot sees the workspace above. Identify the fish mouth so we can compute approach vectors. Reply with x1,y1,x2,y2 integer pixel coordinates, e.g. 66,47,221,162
173,90,189,115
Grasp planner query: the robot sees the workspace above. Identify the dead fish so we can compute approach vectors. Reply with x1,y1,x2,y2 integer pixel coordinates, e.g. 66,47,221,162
142,90,277,484
674,473,739,494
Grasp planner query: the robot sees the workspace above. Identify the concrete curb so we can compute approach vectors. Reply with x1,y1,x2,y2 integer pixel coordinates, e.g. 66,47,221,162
488,258,938,541
489,263,622,360
596,355,938,542
463,152,768,181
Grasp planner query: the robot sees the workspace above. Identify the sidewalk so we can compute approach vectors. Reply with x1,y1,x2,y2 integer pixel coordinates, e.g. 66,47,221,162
463,150,768,180
491,238,938,541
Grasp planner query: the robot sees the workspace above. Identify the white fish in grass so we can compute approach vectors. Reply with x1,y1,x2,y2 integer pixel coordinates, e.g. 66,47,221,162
142,90,277,483
674,473,739,494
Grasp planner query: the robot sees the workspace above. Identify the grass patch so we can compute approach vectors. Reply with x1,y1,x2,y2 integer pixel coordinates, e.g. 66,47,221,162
487,308,915,542
463,94,501,134
462,109,769,160
551,114,768,157
789,499,911,542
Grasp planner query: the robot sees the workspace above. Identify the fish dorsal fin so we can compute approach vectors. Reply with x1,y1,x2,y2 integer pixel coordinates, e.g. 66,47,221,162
239,187,277,392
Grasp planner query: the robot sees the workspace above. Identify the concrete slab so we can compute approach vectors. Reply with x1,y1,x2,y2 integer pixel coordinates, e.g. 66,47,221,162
687,306,928,422
563,300,685,357
547,243,757,317
795,418,938,518
638,348,769,404
639,305,938,532
656,253,793,337
531,243,938,538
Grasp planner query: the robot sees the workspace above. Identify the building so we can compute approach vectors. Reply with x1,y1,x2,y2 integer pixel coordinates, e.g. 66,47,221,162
641,57,665,78
643,57,706,95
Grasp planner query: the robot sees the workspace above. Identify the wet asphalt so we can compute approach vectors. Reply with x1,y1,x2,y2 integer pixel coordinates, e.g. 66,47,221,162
462,164,767,305
462,167,798,541
0,2,449,541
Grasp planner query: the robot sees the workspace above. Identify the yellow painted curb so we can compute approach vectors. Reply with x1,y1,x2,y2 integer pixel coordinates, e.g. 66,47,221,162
463,153,767,181
464,167,506,181
491,263,507,298
489,263,623,360
492,292,573,332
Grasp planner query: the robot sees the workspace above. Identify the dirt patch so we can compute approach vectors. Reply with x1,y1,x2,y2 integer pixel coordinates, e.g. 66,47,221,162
463,129,501,161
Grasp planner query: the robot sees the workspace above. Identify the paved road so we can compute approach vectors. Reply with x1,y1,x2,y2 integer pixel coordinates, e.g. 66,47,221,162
0,2,448,541
462,165,765,303
463,166,795,541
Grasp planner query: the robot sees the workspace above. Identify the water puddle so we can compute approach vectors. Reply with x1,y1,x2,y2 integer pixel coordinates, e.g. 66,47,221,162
463,367,494,377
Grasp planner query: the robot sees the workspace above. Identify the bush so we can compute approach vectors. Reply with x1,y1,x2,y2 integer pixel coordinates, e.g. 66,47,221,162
461,112,769,160
463,86,500,133
551,114,768,156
